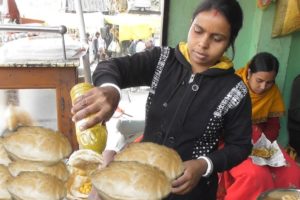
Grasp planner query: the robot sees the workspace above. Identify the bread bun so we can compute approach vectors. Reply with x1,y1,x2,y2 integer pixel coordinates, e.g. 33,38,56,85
8,160,69,181
91,161,171,200
68,149,103,173
0,138,11,166
0,164,12,200
7,171,66,200
114,142,184,180
2,126,72,164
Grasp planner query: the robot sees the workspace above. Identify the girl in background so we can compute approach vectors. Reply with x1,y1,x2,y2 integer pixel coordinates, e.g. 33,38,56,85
218,52,300,200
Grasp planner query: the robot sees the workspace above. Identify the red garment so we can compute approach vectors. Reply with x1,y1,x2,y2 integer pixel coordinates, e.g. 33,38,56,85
217,118,300,200
252,117,280,143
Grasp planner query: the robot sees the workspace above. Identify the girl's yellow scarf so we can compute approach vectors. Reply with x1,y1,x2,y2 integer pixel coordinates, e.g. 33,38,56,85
236,64,285,124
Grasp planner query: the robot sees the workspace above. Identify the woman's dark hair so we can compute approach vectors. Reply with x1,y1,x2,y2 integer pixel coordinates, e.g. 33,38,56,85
248,52,279,74
192,0,243,58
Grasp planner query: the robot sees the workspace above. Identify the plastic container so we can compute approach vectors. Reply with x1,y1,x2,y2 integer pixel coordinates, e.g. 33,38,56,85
70,82,107,153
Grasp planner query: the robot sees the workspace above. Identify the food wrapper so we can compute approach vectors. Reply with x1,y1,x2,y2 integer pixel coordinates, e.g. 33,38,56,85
250,133,287,167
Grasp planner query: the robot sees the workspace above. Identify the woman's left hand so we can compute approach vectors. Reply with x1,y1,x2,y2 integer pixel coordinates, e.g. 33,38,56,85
101,150,116,168
171,159,207,195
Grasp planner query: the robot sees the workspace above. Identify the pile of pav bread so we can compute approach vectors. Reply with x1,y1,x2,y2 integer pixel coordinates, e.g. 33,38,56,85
0,126,184,200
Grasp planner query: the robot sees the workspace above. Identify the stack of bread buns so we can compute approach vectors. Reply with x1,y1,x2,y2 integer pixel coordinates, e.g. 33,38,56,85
0,138,11,167
91,142,184,200
0,164,12,200
0,138,12,199
66,149,103,200
1,126,72,200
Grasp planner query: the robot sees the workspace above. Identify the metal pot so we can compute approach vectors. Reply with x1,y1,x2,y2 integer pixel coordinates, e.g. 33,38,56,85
257,188,300,200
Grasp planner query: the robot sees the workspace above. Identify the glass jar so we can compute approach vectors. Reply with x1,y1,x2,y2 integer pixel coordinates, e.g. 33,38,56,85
70,82,107,153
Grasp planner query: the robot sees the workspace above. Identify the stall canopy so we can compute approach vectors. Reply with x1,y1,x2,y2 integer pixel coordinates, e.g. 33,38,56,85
104,13,160,41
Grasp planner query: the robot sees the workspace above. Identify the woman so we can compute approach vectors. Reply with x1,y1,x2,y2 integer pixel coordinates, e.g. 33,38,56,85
71,0,252,199
218,52,300,200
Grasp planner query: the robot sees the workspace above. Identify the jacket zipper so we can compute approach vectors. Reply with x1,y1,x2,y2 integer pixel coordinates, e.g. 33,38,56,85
188,74,195,84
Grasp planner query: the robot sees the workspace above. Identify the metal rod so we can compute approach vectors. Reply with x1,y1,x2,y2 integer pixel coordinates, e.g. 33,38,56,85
0,24,68,60
0,24,67,34
75,0,92,83
61,34,67,60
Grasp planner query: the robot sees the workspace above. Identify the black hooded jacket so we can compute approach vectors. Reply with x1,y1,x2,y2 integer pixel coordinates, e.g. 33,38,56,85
93,45,252,200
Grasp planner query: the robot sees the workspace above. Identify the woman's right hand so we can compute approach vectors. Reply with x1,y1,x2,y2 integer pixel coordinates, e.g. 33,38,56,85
71,86,120,130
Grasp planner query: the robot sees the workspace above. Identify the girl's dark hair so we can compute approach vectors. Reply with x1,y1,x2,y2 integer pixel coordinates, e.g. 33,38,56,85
192,0,243,58
248,52,279,74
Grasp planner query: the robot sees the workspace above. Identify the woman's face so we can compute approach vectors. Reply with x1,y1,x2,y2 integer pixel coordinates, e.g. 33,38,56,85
187,9,230,71
247,70,276,94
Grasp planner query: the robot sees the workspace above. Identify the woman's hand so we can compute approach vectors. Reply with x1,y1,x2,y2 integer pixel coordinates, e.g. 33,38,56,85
88,187,101,200
101,150,116,168
71,86,120,130
88,150,116,200
171,159,207,195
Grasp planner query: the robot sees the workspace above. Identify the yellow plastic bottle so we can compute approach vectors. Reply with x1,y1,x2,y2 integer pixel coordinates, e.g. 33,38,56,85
70,82,107,153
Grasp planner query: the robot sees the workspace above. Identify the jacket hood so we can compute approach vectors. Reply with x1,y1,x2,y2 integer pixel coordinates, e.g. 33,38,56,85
175,42,235,77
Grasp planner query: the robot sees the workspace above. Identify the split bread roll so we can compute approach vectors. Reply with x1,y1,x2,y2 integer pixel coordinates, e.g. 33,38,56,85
8,160,69,181
7,171,66,200
68,149,103,173
0,138,11,166
2,126,72,164
91,161,171,200
66,149,103,199
66,173,91,200
0,164,12,200
114,142,184,180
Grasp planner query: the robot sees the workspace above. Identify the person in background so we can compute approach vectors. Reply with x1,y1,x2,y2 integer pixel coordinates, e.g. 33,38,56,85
128,39,137,55
91,32,100,64
97,32,107,60
85,32,91,43
217,52,300,200
101,24,113,58
145,39,154,51
71,0,252,199
288,74,300,158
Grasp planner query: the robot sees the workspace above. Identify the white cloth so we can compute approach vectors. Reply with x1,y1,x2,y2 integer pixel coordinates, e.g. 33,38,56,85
135,41,146,53
105,88,149,152
98,38,106,51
